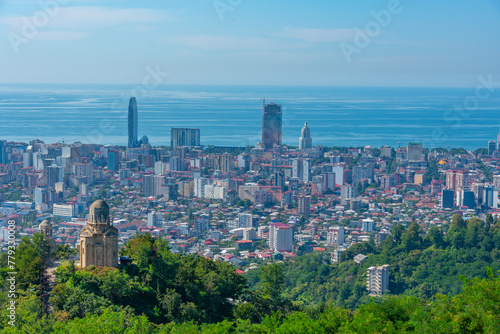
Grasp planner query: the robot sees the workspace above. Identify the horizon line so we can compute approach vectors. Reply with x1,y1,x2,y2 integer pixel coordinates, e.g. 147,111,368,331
0,82,483,89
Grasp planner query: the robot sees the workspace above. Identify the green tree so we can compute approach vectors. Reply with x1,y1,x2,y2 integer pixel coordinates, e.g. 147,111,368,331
259,263,285,304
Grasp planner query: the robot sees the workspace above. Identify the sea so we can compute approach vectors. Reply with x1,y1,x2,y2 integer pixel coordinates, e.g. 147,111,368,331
0,84,499,150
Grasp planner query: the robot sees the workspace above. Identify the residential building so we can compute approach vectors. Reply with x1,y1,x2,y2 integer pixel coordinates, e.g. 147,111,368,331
367,265,390,295
298,195,311,216
171,128,200,148
268,223,293,252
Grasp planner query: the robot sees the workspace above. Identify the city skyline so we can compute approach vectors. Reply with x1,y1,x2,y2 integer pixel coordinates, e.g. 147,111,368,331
1,89,500,151
2,2,500,331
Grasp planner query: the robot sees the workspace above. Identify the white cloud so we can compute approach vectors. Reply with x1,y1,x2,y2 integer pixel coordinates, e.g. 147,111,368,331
165,35,307,51
0,6,172,30
36,30,86,41
275,26,355,43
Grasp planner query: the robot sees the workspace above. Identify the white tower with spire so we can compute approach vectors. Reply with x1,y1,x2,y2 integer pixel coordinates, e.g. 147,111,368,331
299,121,312,150
497,121,500,151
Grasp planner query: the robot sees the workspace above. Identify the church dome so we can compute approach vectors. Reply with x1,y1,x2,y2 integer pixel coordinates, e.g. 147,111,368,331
89,199,110,224
39,220,52,228
90,200,109,210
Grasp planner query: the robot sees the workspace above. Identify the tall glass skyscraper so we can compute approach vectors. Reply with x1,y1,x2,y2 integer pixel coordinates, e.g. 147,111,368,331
261,102,282,150
0,140,6,164
488,140,496,155
128,97,138,148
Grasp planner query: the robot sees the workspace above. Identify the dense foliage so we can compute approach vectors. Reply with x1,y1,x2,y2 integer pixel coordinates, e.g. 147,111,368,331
2,269,500,333
1,217,500,333
247,215,500,308
50,233,247,324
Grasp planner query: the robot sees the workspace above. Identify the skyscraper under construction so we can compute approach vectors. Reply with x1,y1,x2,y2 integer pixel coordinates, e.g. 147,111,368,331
261,102,282,150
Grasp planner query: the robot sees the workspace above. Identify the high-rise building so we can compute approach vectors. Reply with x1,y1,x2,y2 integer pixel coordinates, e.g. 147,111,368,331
458,188,475,209
488,140,496,155
154,161,165,175
380,145,392,158
238,213,255,228
321,172,335,192
108,150,121,172
204,184,225,200
243,228,257,241
168,156,184,171
153,175,165,196
497,123,500,151
407,142,423,161
142,174,155,197
327,226,344,248
80,183,88,196
0,140,6,164
471,183,485,205
268,223,293,252
34,187,48,205
362,219,374,232
352,165,374,184
367,265,390,295
302,159,311,183
215,153,233,174
47,165,63,188
171,128,200,148
446,170,467,192
441,189,454,209
74,163,94,185
53,203,76,217
23,152,33,168
341,185,357,205
332,166,344,185
299,121,312,149
194,178,208,198
274,171,285,189
195,214,210,231
261,102,282,149
178,181,194,198
483,185,499,209
298,195,311,216
147,212,160,227
292,158,302,180
128,97,138,148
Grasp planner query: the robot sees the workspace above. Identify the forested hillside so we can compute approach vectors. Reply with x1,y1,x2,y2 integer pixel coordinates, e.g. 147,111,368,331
0,214,499,333
246,215,500,308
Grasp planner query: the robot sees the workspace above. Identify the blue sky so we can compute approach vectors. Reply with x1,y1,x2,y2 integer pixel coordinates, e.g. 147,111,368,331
0,0,499,86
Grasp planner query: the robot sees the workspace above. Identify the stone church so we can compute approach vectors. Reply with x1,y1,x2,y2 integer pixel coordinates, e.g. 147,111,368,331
79,199,119,268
